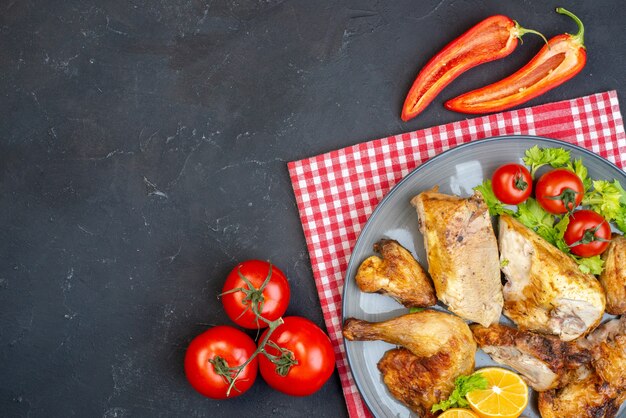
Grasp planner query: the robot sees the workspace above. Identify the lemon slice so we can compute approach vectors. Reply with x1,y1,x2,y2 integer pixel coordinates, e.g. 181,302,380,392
466,367,529,418
439,408,480,418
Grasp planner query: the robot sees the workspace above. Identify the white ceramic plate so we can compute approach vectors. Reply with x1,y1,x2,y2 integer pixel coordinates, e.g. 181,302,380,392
342,135,626,418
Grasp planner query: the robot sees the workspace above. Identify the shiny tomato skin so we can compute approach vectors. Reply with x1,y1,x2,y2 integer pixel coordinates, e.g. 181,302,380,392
491,163,533,204
259,316,336,396
535,169,585,214
184,326,258,399
222,260,290,329
564,210,612,257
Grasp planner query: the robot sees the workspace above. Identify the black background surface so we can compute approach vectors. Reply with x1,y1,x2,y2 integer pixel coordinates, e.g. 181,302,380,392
2,0,625,417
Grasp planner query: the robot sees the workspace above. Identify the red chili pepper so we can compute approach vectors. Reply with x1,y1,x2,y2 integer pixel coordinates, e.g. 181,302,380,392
445,8,586,114
401,15,545,122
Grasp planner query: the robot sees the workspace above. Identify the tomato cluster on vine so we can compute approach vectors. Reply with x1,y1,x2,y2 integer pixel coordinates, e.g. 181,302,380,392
184,260,336,399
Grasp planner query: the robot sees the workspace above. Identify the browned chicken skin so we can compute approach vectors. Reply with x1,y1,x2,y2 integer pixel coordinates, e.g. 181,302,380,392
599,234,626,315
411,189,503,326
355,239,436,307
538,367,626,418
378,348,455,418
471,323,591,391
343,310,476,416
585,317,626,391
498,215,606,341
539,318,626,417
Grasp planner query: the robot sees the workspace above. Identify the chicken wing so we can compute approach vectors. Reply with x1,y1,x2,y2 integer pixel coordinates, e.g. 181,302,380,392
471,323,591,391
411,188,503,326
599,234,626,315
343,310,476,416
498,214,605,341
538,367,626,418
355,239,436,307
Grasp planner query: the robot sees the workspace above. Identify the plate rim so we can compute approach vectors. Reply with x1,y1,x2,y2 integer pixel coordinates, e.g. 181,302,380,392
341,134,626,417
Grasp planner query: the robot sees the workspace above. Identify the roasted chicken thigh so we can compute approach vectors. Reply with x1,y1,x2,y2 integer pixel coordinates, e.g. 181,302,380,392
343,310,475,416
498,215,605,341
538,367,626,418
411,189,503,326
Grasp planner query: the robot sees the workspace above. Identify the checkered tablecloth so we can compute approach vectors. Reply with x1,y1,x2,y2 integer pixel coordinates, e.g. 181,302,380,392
287,91,626,417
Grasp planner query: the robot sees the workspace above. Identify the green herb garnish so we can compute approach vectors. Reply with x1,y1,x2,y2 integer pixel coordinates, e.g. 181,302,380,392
431,373,488,412
474,180,514,217
583,179,626,233
523,145,571,177
574,254,604,275
566,158,592,191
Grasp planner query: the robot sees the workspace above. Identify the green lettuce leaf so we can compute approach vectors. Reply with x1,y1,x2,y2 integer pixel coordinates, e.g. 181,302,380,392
574,255,604,275
473,180,514,217
566,158,592,191
523,146,571,177
615,208,626,234
431,373,488,412
583,179,626,221
515,198,556,243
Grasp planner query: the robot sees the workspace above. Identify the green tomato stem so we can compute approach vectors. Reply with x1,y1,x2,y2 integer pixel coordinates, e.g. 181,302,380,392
223,317,284,397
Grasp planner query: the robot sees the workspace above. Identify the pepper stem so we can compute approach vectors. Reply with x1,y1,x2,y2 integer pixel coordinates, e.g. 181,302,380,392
514,21,548,46
556,7,585,46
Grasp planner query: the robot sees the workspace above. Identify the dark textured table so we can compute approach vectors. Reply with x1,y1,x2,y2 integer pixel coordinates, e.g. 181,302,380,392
2,0,626,417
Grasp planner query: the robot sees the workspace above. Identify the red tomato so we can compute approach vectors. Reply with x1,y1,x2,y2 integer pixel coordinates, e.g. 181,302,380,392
564,210,612,257
259,316,335,396
222,260,290,329
491,163,533,204
535,169,584,214
184,326,258,399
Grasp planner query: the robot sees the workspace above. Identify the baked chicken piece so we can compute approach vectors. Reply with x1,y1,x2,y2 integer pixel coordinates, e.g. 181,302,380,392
543,318,626,418
471,323,591,391
538,367,626,418
377,348,456,418
585,317,626,390
410,188,503,326
599,234,626,315
343,310,476,417
498,215,605,341
355,239,436,307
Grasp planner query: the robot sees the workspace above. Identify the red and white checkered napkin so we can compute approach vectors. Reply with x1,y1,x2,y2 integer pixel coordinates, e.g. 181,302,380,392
287,91,626,417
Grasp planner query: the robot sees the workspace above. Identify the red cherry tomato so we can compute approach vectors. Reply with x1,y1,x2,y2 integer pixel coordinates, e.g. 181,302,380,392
184,326,258,399
222,260,290,329
491,163,533,204
259,316,336,396
564,210,612,257
535,169,585,214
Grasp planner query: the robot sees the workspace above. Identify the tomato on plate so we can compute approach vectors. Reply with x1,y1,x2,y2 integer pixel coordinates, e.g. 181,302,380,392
184,326,258,399
535,169,584,214
564,210,612,257
259,316,335,396
222,260,290,329
491,163,533,204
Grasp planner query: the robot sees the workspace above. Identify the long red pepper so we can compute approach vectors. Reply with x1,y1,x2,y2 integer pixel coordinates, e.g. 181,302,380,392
445,8,586,114
401,15,545,121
